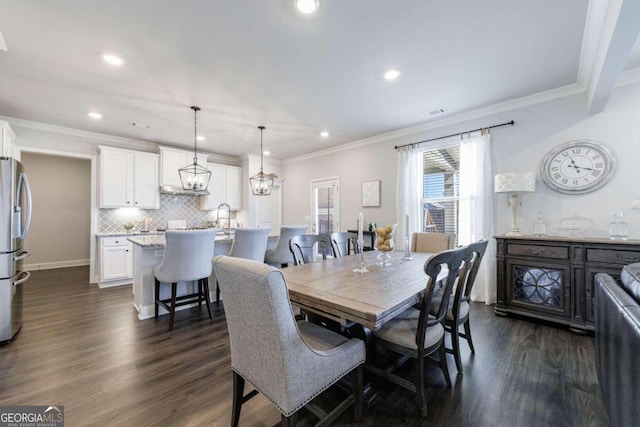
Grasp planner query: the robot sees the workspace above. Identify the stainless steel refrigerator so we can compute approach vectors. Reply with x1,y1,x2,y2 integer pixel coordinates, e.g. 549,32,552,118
0,157,32,343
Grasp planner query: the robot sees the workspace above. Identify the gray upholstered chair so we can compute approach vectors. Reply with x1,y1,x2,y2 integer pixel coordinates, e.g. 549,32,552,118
368,245,469,417
289,234,332,265
411,232,455,253
212,256,365,427
330,231,360,257
265,225,308,267
443,239,488,373
227,227,271,261
214,226,271,302
154,229,217,331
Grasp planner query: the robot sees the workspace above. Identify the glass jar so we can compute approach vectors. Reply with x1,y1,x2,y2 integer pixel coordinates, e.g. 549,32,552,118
609,211,628,241
532,211,547,236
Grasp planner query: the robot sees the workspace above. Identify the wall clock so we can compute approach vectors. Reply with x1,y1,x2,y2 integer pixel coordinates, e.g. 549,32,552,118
540,140,617,194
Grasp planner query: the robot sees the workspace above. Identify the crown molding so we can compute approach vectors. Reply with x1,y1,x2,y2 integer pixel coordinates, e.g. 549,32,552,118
283,83,586,164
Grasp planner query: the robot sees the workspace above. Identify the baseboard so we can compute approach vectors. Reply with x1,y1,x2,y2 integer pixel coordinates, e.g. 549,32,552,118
24,259,90,271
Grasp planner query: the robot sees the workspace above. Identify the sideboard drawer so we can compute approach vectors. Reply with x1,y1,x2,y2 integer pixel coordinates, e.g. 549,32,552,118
507,243,569,260
586,248,640,265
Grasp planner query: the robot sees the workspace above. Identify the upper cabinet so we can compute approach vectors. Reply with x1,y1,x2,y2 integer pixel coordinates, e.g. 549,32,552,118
200,163,242,211
159,147,206,188
99,146,159,209
0,121,20,161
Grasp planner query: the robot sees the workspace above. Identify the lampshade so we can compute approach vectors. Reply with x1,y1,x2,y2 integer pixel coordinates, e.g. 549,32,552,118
249,126,274,196
494,172,536,193
179,106,211,193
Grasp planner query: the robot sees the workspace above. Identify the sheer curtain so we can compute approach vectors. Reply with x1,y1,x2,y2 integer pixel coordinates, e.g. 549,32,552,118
459,131,496,304
396,145,421,241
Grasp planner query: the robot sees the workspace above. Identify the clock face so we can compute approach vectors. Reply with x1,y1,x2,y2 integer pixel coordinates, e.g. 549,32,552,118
540,140,616,194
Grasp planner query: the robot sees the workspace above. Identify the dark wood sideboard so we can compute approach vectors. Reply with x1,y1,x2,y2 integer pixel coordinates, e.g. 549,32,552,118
495,235,640,333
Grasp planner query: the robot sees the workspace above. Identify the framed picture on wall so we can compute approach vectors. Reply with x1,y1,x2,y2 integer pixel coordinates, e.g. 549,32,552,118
361,180,381,207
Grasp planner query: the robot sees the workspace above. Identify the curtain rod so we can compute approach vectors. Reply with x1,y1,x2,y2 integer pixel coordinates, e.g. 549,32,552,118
394,120,515,150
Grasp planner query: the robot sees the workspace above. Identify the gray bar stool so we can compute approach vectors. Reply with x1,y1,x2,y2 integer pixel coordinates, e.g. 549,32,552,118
265,225,308,268
154,228,217,331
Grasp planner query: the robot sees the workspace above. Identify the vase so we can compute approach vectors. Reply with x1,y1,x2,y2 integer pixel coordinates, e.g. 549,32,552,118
375,223,396,267
609,211,628,240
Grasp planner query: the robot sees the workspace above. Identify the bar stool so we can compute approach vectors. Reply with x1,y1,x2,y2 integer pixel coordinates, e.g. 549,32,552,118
154,228,217,331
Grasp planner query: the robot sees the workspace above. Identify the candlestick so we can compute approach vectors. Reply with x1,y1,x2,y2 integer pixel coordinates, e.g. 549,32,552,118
358,212,364,242
353,239,368,273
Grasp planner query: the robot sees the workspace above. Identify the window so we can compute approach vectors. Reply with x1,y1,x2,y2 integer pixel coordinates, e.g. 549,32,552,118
421,145,460,243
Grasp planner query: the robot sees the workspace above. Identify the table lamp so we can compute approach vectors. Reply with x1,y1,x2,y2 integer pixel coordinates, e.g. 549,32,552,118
494,172,536,236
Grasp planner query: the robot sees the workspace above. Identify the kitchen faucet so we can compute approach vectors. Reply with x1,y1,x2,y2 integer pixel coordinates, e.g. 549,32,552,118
216,203,232,235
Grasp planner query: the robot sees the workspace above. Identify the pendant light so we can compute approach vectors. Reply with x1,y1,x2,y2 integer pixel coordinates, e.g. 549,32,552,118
178,106,211,193
249,126,274,196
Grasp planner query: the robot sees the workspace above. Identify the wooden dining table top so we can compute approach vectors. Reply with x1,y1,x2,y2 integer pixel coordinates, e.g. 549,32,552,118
281,250,434,331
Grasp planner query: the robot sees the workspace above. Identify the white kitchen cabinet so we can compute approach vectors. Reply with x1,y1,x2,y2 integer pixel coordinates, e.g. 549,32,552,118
200,163,242,211
0,121,19,161
99,146,159,209
159,147,207,188
99,236,133,287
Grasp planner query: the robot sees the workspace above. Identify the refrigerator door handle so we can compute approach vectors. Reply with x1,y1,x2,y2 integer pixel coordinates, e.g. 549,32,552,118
15,172,32,240
13,251,31,261
13,271,30,286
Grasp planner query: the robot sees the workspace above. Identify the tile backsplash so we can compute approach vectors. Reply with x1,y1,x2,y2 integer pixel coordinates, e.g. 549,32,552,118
99,194,234,233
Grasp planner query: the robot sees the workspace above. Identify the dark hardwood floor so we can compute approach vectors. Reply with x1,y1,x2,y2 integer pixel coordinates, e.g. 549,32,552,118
0,267,608,426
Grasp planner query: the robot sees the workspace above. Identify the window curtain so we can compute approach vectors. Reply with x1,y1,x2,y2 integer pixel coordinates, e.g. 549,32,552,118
458,131,496,304
396,145,421,242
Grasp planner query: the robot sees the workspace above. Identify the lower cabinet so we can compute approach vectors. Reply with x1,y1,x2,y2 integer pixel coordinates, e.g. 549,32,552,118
99,236,133,287
495,235,640,333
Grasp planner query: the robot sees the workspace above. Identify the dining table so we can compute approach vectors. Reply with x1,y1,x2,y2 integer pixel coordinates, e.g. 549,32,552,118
281,250,435,332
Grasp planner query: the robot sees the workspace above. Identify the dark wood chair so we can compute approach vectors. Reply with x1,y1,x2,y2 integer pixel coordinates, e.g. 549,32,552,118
368,245,470,417
330,231,360,257
289,234,332,265
445,239,488,373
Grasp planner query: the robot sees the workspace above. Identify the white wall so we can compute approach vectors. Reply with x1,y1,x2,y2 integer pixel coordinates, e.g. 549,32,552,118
282,82,640,239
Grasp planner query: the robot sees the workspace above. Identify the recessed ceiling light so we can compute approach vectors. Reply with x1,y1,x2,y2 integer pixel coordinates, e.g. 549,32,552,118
88,112,103,119
320,131,330,138
294,0,319,14
196,135,205,142
384,69,401,81
263,150,270,156
102,53,125,66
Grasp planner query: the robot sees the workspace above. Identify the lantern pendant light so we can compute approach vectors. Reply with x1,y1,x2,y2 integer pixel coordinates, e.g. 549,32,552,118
179,106,211,193
249,126,274,196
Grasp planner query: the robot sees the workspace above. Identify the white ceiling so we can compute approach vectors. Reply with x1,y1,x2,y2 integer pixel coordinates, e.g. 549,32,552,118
0,1,638,160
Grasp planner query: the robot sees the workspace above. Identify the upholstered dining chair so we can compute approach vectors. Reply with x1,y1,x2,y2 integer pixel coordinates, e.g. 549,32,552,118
368,245,470,418
289,234,332,265
154,228,217,331
411,232,455,253
212,256,365,427
443,239,488,373
330,231,360,257
214,227,271,302
265,225,308,268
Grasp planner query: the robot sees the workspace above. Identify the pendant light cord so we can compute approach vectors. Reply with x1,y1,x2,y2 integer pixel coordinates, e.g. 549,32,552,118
191,106,200,164
258,126,265,173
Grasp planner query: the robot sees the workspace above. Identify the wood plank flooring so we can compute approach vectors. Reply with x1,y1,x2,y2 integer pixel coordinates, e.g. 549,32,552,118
0,267,608,426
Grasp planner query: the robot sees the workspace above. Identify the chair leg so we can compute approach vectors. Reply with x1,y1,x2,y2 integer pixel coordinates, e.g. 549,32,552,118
231,372,244,427
215,280,220,303
281,413,297,427
202,278,213,319
168,282,177,332
154,278,160,319
439,342,452,388
451,322,463,373
463,319,475,353
417,355,428,418
352,365,363,421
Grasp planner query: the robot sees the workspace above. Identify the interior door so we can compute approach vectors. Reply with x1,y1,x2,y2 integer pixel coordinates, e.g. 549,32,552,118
311,178,339,235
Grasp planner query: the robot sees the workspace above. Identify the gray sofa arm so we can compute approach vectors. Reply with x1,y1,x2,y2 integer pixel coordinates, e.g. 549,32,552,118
595,272,640,427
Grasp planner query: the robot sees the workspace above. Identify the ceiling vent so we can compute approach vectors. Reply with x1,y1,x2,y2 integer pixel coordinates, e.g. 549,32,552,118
426,107,447,117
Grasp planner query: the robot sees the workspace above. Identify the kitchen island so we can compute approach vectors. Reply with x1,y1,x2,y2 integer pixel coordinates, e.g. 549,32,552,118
127,233,277,320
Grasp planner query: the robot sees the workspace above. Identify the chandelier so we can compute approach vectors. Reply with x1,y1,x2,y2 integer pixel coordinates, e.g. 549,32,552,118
178,106,211,193
249,126,274,196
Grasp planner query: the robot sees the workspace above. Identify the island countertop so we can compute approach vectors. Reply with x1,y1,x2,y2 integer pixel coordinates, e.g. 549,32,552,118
127,234,234,248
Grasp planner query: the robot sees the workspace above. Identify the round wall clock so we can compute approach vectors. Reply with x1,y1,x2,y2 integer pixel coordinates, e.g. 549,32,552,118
540,140,617,194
